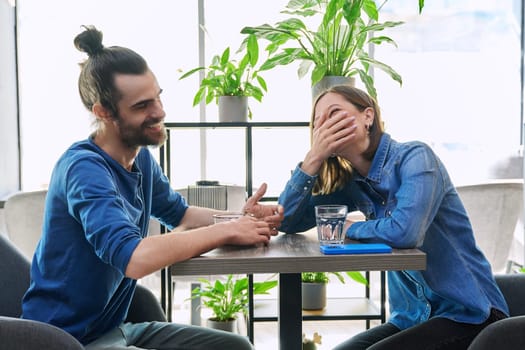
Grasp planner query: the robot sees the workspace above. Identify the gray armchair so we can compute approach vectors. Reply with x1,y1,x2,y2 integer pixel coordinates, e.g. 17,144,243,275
456,180,523,274
468,274,525,349
0,231,166,349
0,316,84,350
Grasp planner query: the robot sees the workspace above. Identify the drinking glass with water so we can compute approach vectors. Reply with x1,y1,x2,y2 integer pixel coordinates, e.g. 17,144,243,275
315,205,348,245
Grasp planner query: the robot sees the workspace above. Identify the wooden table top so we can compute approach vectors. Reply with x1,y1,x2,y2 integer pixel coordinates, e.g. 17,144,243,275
170,229,426,276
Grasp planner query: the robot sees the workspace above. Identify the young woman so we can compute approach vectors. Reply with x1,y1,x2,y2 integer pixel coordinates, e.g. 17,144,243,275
278,85,508,350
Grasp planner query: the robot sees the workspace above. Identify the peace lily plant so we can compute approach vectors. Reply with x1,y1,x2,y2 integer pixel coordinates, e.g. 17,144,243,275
241,0,425,99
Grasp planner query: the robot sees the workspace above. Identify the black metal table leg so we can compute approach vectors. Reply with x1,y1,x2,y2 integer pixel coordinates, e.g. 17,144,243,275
279,273,302,350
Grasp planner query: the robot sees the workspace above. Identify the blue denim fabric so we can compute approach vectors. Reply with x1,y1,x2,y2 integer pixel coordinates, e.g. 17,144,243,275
22,137,189,344
278,133,509,330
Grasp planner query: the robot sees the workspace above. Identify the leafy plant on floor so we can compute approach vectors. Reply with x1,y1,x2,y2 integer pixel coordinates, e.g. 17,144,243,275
189,274,277,322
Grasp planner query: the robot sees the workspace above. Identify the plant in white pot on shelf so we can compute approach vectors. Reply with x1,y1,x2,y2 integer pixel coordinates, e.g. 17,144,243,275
241,0,425,99
179,34,268,122
301,271,368,310
189,274,277,332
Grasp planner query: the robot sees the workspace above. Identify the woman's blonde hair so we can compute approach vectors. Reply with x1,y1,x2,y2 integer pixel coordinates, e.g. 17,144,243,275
311,85,384,195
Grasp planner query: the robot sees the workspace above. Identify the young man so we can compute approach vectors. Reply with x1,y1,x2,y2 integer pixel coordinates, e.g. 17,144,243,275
21,25,283,350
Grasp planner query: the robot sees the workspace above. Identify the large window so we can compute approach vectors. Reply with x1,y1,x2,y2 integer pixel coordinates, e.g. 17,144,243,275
17,0,200,189
17,0,523,194
377,1,522,185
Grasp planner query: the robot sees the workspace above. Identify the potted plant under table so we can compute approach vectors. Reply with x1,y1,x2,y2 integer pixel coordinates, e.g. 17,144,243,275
189,274,277,332
301,271,368,310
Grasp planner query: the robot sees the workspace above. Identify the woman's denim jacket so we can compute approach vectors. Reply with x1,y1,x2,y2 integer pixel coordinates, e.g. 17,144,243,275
278,133,509,329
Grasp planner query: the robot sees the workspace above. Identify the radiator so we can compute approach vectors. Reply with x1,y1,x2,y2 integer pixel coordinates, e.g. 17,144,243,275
177,181,246,212
186,184,227,210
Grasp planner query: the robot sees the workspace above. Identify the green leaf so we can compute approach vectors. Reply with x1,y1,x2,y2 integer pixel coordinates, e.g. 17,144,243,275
286,0,320,12
330,271,346,284
253,280,278,294
359,54,402,85
346,271,368,286
179,66,205,80
323,0,342,23
260,49,302,71
298,60,314,80
256,75,268,92
220,47,231,66
362,0,378,21
342,0,364,24
364,21,404,33
368,35,397,47
357,68,377,99
277,17,308,32
246,34,259,67
192,87,205,106
310,64,327,86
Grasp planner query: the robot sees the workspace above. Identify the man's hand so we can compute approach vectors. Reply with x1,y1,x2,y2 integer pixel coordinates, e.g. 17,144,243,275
242,183,284,235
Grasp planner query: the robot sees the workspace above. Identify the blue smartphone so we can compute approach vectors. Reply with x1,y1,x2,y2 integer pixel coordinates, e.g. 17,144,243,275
320,243,392,255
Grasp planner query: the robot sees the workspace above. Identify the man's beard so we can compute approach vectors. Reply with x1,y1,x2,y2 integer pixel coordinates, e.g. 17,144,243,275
116,117,167,148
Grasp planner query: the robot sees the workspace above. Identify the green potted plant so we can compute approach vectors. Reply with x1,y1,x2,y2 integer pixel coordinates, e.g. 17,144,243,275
189,274,277,332
179,34,268,122
301,271,367,310
241,0,424,99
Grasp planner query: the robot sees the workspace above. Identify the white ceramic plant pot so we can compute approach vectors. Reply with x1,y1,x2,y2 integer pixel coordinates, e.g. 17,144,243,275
206,317,237,332
218,96,248,122
301,282,327,310
312,76,356,101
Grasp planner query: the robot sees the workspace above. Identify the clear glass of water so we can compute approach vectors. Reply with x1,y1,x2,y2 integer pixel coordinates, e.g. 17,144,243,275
315,205,348,245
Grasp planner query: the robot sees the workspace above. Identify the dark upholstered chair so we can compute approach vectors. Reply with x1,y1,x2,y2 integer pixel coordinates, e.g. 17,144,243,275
0,233,84,349
0,230,166,349
127,281,167,324
468,274,525,349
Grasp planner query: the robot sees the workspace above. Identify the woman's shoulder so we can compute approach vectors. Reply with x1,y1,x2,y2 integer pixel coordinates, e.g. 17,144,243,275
389,136,434,155
387,137,441,168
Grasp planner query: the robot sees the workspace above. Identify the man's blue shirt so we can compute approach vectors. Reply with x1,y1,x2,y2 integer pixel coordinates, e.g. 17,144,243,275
278,133,508,329
21,137,188,344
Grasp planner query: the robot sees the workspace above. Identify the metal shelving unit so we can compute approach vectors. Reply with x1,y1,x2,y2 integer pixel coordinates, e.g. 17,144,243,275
158,121,386,343
251,271,386,330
